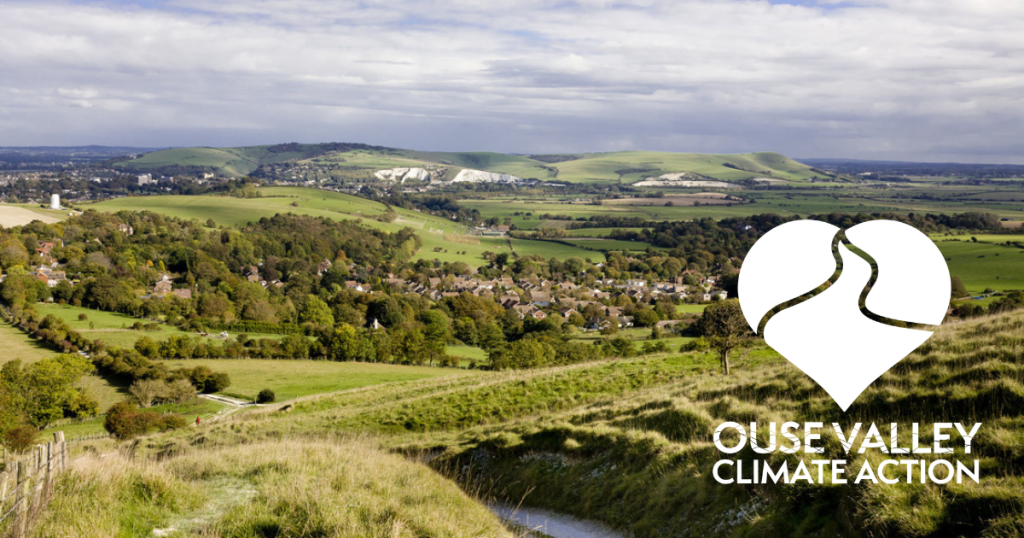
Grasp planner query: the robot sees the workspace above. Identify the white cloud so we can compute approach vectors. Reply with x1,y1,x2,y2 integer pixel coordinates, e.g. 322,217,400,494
0,0,1022,161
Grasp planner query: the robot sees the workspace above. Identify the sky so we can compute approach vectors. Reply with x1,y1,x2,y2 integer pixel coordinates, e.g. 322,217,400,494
2,0,1023,162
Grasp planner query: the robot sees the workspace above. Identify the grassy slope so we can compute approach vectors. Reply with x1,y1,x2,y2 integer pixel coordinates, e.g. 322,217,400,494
0,320,125,410
161,358,474,402
86,186,602,264
541,151,818,184
35,303,288,349
35,439,514,538
116,144,818,184
132,311,1024,538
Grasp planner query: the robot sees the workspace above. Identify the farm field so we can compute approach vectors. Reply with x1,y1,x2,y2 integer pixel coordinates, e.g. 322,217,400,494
460,188,1024,230
561,238,661,252
160,358,473,402
562,227,646,237
0,319,125,409
933,240,1024,293
510,238,604,261
571,327,695,352
0,203,66,226
35,303,289,349
676,303,708,313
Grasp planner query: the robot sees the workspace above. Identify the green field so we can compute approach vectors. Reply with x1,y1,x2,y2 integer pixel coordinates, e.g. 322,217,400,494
0,319,126,409
934,240,1024,293
676,303,708,313
572,327,695,352
35,303,289,350
561,238,662,252
87,187,601,265
116,145,821,184
161,358,473,402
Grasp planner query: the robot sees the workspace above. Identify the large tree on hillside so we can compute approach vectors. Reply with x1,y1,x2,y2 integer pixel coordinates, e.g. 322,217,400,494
699,300,749,375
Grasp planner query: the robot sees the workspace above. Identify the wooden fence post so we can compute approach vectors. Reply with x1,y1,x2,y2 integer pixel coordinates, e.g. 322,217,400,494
54,432,66,472
13,461,29,538
44,442,53,498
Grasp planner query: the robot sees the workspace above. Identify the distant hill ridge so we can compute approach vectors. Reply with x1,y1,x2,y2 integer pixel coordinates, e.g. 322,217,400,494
111,142,826,183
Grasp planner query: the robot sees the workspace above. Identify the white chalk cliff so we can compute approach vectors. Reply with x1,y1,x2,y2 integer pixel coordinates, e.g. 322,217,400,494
374,167,431,183
450,169,522,183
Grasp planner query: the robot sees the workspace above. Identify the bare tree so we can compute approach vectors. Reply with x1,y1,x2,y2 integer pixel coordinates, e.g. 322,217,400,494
165,378,198,404
129,379,167,408
699,300,749,375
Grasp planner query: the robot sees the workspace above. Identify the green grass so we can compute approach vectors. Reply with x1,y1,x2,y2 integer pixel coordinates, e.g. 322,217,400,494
35,303,289,349
40,310,1024,538
560,239,661,252
0,318,126,410
41,398,228,441
36,438,515,538
571,327,695,353
544,150,818,183
160,359,473,402
675,304,708,314
934,240,1024,293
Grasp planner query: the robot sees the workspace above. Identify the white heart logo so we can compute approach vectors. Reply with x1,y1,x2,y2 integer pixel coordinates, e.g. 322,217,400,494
738,219,950,411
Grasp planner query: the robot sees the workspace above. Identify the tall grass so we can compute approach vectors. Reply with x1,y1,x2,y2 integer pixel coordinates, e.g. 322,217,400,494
32,439,517,538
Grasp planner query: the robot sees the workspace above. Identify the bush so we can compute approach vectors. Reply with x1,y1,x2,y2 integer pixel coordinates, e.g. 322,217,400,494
4,425,38,452
205,372,232,393
104,402,148,440
77,313,88,321
103,402,188,439
256,389,276,404
165,379,197,404
681,337,710,352
155,414,188,432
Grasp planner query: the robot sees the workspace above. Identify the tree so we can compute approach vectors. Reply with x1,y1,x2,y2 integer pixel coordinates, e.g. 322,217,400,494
699,300,749,375
129,379,166,408
256,389,276,404
165,379,197,404
300,295,334,326
951,276,969,299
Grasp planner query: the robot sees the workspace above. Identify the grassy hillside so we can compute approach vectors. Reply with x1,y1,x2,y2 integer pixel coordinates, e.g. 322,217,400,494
35,303,289,349
0,320,125,409
35,439,515,538
161,358,474,402
86,187,602,264
114,142,819,183
114,310,1024,538
113,143,386,177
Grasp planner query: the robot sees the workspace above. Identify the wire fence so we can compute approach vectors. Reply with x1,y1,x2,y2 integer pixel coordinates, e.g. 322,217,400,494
0,432,68,538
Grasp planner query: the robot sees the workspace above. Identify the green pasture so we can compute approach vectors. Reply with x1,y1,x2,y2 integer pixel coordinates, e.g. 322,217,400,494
0,319,126,409
934,240,1024,293
160,359,472,402
35,303,289,350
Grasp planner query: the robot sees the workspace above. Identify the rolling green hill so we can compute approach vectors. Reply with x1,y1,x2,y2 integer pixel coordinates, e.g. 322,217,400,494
113,143,822,183
113,310,1024,538
113,142,386,177
86,187,603,265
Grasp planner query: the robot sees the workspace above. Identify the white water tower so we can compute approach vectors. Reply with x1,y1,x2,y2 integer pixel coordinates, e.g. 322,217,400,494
50,194,60,210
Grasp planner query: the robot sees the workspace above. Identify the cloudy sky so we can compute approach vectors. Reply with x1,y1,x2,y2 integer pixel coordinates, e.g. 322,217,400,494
2,0,1023,162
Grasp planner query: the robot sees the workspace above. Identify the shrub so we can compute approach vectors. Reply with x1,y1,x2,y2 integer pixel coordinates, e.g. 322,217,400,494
205,372,232,393
165,379,197,404
155,414,188,432
256,389,276,404
681,337,710,352
4,425,38,452
104,402,147,440
77,313,88,321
